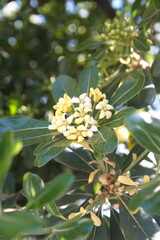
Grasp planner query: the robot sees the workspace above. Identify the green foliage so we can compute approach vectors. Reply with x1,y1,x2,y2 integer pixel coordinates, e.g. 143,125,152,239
1,0,160,239
78,65,99,95
0,212,42,240
110,70,145,107
90,126,118,154
119,198,160,240
133,36,152,51
0,131,22,190
26,172,74,210
125,111,160,154
52,75,78,101
130,179,160,215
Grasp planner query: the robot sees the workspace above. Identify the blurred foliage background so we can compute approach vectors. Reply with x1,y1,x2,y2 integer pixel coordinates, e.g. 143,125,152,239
0,0,160,198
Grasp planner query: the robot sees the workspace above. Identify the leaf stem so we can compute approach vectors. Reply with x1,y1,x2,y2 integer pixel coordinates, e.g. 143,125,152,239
124,149,149,172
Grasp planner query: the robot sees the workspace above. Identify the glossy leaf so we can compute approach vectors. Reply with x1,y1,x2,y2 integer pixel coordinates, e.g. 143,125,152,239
0,132,22,190
34,137,71,167
77,39,105,51
0,212,42,239
78,65,99,95
110,208,125,240
128,69,156,108
45,201,66,219
110,70,144,107
154,0,160,9
151,51,160,77
133,37,152,51
125,111,160,154
55,218,93,240
119,198,160,240
142,1,158,22
57,189,92,205
90,126,118,154
26,172,74,209
100,107,135,128
87,215,110,240
23,172,44,200
52,74,77,102
54,143,96,173
130,179,160,215
0,116,52,146
153,76,160,93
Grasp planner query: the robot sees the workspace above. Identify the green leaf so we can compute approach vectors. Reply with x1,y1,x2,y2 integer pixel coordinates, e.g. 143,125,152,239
57,189,92,205
55,218,93,240
0,212,42,239
78,65,99,95
52,74,77,102
54,144,96,172
130,179,160,215
100,107,135,128
34,137,71,167
23,172,44,200
77,39,105,51
142,1,158,22
119,198,160,240
125,111,160,154
153,76,160,93
110,70,144,107
45,201,66,219
110,208,125,240
133,37,152,51
0,116,52,146
0,132,22,190
90,126,118,154
151,51,160,77
154,0,160,9
128,69,156,108
26,172,74,210
87,215,110,240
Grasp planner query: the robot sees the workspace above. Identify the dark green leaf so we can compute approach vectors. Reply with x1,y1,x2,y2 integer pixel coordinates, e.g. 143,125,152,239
23,172,44,200
0,132,22,190
151,51,160,77
34,137,71,167
0,116,52,146
78,66,99,95
153,76,160,93
125,111,160,154
133,37,152,51
119,198,160,240
55,218,93,240
0,212,42,239
142,1,158,22
90,126,118,154
128,69,156,108
52,74,77,102
54,144,96,172
130,179,160,215
57,189,92,205
77,40,105,51
100,107,135,128
110,70,144,107
154,0,160,9
110,208,125,240
87,214,110,240
26,172,74,209
45,201,66,219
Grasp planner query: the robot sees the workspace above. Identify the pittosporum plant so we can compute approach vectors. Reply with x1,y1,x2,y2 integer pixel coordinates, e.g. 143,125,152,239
0,0,160,239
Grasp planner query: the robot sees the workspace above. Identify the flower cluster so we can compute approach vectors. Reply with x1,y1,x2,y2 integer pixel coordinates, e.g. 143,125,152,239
48,88,114,142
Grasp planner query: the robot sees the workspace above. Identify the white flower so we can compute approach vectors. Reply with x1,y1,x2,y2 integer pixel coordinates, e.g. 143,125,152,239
96,99,114,120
